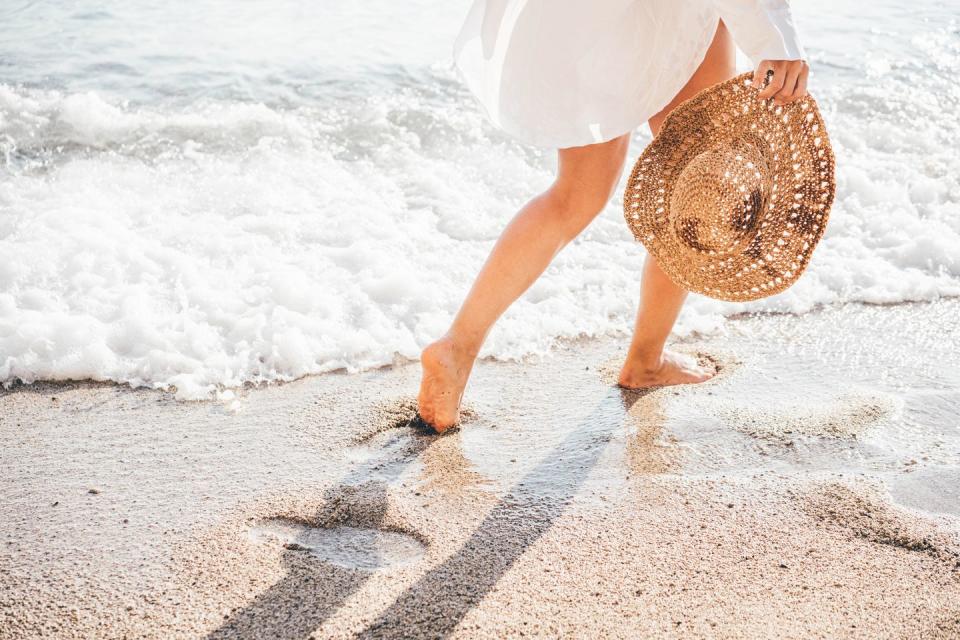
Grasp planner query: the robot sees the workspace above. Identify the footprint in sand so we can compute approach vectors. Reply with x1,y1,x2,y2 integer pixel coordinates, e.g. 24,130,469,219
712,391,898,441
800,483,960,569
248,517,426,571
351,396,479,446
247,483,428,572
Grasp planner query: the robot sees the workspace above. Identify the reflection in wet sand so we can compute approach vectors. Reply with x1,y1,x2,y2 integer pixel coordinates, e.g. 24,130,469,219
623,390,681,476
419,431,493,497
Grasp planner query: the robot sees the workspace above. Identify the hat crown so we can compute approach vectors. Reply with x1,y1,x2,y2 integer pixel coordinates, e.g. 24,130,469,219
624,73,836,301
669,140,768,255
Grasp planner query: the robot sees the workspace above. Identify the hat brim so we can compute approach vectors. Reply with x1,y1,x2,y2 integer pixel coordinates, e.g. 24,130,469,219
624,72,836,302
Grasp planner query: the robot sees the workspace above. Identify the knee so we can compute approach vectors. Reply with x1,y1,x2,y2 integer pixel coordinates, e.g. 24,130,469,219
541,134,630,238
545,176,620,237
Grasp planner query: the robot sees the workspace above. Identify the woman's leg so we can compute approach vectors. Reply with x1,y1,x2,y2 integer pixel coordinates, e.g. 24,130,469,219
418,134,632,431
618,19,735,389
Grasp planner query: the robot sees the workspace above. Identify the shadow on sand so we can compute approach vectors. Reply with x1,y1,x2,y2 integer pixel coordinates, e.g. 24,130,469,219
207,386,646,639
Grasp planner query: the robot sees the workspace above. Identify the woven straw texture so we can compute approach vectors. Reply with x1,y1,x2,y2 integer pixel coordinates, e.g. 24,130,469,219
624,72,836,301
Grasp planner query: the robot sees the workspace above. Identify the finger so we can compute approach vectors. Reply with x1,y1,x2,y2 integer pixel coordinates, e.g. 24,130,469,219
752,60,773,89
758,64,786,99
774,63,802,104
793,64,809,99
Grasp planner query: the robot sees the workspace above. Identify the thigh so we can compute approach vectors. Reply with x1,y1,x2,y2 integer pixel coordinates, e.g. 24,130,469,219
555,133,632,210
648,20,736,136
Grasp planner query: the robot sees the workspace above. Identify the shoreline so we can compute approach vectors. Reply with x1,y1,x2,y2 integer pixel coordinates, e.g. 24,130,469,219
3,296,956,401
2,299,959,638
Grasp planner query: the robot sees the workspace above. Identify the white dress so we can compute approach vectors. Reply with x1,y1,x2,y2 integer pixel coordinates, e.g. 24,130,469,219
453,0,805,148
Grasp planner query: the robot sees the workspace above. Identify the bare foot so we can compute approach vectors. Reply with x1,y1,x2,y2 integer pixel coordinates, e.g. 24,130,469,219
617,350,716,390
417,336,476,433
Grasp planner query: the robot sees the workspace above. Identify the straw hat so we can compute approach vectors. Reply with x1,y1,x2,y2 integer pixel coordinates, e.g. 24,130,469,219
624,72,836,301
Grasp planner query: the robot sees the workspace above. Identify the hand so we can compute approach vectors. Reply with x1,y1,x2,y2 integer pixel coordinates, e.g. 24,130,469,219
753,59,809,105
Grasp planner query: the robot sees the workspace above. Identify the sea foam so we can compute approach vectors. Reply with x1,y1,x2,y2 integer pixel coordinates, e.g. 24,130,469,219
1,9,958,398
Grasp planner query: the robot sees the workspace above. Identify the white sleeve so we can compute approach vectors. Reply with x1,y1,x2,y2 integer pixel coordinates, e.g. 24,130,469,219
711,0,806,64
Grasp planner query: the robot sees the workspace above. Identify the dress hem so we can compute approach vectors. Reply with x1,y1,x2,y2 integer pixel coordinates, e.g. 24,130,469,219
457,16,722,151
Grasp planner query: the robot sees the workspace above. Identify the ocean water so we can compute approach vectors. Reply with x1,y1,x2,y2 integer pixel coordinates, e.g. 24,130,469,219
0,0,957,398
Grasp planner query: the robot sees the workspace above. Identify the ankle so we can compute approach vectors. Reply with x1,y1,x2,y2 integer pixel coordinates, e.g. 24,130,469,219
441,330,483,360
625,345,665,371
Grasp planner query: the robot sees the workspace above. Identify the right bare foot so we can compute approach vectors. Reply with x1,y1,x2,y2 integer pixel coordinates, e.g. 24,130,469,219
617,350,716,390
417,336,476,433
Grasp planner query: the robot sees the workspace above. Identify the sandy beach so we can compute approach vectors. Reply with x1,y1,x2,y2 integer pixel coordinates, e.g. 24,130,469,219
2,0,959,636
2,300,958,639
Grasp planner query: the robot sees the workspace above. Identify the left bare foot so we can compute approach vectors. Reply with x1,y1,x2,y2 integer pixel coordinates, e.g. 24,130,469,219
618,350,716,390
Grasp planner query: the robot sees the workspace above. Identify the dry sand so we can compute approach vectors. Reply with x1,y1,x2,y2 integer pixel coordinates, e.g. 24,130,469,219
1,300,959,639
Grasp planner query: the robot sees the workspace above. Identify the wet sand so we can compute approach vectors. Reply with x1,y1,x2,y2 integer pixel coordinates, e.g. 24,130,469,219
1,300,959,639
